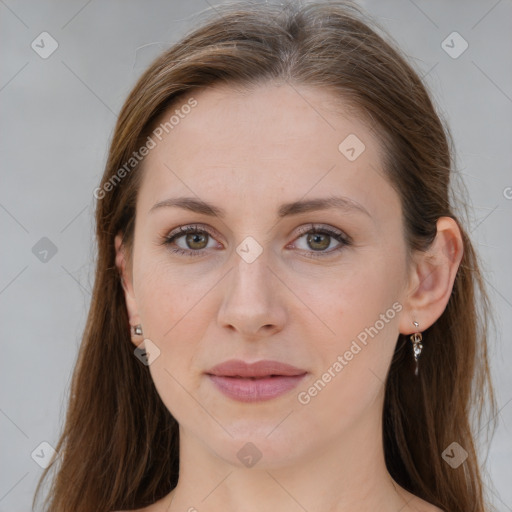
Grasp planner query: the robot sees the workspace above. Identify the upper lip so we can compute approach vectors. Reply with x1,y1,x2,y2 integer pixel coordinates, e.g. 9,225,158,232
206,359,307,378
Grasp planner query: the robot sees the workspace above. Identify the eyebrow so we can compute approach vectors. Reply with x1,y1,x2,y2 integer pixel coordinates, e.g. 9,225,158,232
148,196,371,218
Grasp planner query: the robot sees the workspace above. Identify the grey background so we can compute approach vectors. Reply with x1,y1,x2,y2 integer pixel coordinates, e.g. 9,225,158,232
1,0,510,510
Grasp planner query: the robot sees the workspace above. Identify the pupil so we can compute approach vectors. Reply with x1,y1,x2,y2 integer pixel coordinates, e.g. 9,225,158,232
187,233,207,249
308,233,329,250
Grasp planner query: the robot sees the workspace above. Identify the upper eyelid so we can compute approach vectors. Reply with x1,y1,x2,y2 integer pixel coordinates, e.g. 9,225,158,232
166,223,220,241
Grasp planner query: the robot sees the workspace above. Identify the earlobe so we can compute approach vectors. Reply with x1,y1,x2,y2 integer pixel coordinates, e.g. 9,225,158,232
399,217,464,334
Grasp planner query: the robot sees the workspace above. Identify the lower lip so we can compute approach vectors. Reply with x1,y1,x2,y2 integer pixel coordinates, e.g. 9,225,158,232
207,374,307,402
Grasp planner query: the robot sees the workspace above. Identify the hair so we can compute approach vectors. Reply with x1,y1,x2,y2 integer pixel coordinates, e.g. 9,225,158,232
34,1,498,511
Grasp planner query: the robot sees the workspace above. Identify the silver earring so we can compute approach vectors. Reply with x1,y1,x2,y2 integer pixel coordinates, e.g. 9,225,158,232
410,321,423,376
131,324,143,337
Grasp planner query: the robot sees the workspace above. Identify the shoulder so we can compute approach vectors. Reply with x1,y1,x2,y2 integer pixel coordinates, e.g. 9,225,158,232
395,486,444,512
112,491,174,512
407,498,445,512
111,507,151,512
112,509,148,512
113,508,157,512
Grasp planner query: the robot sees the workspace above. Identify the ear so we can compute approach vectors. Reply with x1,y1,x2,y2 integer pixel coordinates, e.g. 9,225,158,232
399,217,464,334
115,232,142,345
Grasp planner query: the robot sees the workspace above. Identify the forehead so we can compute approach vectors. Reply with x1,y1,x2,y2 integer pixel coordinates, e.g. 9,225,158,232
137,83,396,220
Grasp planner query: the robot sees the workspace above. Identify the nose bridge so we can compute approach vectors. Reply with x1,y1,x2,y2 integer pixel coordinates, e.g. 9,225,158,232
229,240,274,303
217,238,285,335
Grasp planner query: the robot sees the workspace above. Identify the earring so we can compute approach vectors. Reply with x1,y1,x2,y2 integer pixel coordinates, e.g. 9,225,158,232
410,321,423,376
131,324,143,337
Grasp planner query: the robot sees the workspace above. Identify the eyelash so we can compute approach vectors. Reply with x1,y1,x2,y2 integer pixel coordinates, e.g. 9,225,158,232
161,223,352,259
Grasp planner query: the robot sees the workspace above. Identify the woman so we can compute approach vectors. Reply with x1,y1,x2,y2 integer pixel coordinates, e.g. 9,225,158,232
34,1,497,511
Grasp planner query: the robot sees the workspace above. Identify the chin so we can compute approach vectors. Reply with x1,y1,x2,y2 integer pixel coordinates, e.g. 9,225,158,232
203,426,308,470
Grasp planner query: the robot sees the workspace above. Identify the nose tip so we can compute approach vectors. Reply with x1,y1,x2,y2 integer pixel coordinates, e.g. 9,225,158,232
217,256,286,339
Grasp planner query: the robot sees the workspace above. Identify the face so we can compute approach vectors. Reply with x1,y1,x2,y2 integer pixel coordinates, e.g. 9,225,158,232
117,83,413,469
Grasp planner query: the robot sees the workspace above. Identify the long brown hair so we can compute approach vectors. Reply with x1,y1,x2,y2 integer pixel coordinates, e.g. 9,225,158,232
34,1,497,511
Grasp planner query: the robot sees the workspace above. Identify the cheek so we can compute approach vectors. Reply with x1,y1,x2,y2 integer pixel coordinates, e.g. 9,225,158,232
133,246,205,337
136,269,203,365
298,256,404,347
142,295,206,426
334,261,405,368
295,257,405,416
133,260,214,420
294,311,400,440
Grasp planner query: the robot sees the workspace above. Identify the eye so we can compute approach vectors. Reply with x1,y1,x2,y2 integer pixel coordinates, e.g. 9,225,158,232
161,223,351,259
162,224,220,257
289,224,351,258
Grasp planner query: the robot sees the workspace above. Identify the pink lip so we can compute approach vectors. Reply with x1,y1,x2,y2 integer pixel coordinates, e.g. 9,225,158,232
206,359,307,402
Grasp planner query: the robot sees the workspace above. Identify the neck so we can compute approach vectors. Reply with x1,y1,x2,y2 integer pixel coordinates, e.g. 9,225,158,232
168,398,417,512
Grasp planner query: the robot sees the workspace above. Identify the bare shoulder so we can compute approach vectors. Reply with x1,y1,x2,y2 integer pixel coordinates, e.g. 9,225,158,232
112,491,175,512
112,505,158,512
112,506,155,512
407,496,445,512
419,503,444,512
395,485,444,512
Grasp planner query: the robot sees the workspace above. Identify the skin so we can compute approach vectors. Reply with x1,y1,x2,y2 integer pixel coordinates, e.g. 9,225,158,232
115,82,463,512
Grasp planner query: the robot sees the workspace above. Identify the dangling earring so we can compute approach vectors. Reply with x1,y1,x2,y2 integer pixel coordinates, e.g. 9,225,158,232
410,321,423,376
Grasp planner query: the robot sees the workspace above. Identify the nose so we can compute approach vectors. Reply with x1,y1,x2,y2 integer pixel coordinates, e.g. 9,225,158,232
217,250,287,339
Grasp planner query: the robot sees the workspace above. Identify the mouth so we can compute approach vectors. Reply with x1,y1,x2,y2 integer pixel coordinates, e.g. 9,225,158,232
205,359,307,402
